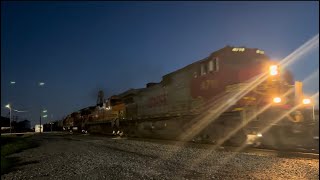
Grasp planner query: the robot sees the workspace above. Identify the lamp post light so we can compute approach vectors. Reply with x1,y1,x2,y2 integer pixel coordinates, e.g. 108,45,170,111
5,104,28,134
5,104,12,134
13,109,28,113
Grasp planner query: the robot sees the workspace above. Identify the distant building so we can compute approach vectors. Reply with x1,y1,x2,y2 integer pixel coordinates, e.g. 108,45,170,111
1,116,10,128
35,124,43,133
18,120,31,129
1,116,32,132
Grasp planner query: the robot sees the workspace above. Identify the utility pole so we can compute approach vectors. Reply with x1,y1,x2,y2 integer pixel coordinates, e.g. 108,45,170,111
5,104,12,134
51,114,53,132
40,112,42,134
38,82,45,133
9,108,12,134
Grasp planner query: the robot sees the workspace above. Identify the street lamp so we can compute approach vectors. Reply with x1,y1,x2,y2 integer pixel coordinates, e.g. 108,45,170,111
5,104,12,134
38,82,46,133
8,81,15,133
39,110,48,133
7,81,47,133
13,109,28,113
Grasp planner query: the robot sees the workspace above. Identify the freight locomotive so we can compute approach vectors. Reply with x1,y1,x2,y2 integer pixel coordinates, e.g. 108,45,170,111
63,46,318,150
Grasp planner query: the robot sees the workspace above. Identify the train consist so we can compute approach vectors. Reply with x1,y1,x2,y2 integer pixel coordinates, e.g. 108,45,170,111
63,46,318,149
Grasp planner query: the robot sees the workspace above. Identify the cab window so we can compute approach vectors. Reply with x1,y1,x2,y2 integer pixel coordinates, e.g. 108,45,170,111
201,64,207,75
208,58,219,73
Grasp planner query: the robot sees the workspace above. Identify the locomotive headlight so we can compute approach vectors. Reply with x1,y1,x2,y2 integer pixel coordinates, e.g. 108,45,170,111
273,97,282,103
302,98,311,105
269,65,278,76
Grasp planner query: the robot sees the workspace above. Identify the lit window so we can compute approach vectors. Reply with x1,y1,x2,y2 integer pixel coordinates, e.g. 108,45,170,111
208,60,213,72
207,58,219,72
213,58,219,72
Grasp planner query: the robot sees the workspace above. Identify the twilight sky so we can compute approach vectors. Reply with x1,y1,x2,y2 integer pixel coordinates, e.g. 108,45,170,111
1,2,319,126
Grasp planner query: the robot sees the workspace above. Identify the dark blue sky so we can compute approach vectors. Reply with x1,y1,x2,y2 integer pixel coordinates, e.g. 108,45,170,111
1,2,319,126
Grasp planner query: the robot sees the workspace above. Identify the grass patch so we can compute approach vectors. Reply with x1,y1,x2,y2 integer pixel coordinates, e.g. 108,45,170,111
1,136,39,175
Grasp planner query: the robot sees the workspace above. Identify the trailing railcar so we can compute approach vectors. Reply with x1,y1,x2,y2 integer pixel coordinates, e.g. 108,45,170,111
68,46,317,149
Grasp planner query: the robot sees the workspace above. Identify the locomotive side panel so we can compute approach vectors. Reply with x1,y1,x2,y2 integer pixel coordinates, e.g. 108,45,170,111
129,47,269,119
135,67,197,118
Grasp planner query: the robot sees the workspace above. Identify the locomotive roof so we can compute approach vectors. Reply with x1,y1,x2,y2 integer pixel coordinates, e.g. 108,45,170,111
162,46,269,79
117,88,144,98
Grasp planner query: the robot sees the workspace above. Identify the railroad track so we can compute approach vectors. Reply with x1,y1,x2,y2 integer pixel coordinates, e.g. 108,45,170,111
236,146,319,159
69,131,319,159
108,135,319,159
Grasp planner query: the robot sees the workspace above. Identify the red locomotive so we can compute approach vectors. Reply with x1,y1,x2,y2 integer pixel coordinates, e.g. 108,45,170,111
64,46,318,150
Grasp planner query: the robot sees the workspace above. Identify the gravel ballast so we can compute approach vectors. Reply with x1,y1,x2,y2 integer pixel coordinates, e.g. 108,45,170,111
1,134,319,180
